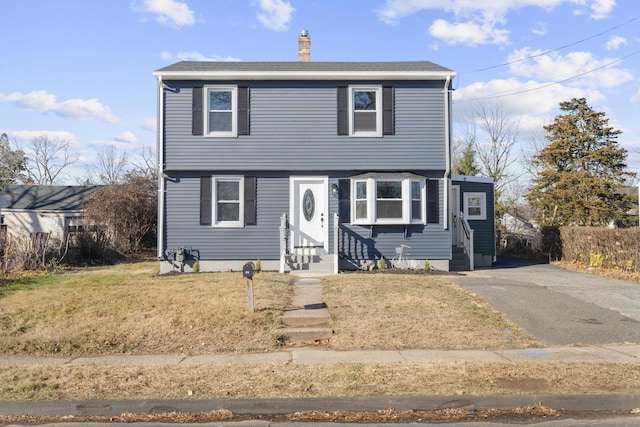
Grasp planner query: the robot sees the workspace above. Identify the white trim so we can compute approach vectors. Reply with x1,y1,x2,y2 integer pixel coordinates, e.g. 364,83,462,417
349,85,382,137
451,174,494,184
351,175,426,225
154,70,457,81
157,76,165,259
212,176,245,228
204,85,238,138
463,192,487,221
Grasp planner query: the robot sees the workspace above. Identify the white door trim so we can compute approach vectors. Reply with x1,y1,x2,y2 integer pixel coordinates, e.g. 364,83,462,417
289,176,329,254
451,184,461,247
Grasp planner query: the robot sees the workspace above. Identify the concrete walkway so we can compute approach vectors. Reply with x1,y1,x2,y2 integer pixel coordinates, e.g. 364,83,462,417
0,344,638,367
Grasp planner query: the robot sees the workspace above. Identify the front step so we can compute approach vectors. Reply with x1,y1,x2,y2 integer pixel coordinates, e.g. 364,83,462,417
451,246,471,271
285,254,334,275
276,277,333,344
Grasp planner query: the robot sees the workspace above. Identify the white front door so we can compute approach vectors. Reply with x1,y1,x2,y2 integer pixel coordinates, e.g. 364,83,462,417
451,185,461,246
290,176,328,254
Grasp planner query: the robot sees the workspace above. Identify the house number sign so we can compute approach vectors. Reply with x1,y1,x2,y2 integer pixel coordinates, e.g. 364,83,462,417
303,189,315,221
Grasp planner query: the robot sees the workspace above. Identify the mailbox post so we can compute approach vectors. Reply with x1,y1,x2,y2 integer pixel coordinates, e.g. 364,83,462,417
242,262,255,313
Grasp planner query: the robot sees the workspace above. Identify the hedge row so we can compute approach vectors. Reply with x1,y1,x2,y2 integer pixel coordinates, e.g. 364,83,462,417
541,226,640,271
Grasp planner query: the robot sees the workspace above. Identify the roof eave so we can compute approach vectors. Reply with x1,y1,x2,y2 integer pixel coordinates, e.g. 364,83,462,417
153,70,457,81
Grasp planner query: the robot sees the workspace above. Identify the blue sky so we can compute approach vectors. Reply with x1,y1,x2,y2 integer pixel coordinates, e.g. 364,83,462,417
2,0,639,184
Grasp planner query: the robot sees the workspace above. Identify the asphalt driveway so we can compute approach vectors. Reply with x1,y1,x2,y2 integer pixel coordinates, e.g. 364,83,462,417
448,258,640,346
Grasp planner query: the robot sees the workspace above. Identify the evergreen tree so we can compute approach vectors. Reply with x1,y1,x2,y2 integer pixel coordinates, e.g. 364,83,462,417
0,133,27,188
526,98,634,226
453,142,481,176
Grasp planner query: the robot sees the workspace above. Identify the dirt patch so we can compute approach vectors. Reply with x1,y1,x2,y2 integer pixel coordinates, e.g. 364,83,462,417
496,377,549,393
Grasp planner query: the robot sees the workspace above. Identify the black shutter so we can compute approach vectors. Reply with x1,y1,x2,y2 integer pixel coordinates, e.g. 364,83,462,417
192,86,204,136
427,179,439,224
337,87,349,135
383,86,394,135
338,179,351,223
238,86,249,135
244,176,256,225
200,176,212,225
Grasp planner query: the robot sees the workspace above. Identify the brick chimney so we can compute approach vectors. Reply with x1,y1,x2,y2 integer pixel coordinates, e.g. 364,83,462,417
298,30,310,62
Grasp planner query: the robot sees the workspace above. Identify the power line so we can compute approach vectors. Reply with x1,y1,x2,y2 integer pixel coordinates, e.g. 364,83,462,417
458,49,640,102
471,17,637,73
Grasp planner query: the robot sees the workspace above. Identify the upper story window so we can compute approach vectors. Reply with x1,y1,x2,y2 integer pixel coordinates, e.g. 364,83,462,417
464,192,487,220
192,86,249,137
206,86,237,137
350,86,382,137
337,86,394,137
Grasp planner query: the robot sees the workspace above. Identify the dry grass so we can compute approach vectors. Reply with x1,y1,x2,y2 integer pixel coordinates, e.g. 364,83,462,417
1,362,639,401
324,274,541,350
0,262,293,355
554,260,640,283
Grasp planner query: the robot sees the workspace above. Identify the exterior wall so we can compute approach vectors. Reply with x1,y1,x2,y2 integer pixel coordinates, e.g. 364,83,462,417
454,179,496,263
162,81,447,172
162,173,451,271
3,211,68,238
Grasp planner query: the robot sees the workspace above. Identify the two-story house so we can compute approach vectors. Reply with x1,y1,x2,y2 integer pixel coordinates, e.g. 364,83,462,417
154,32,494,274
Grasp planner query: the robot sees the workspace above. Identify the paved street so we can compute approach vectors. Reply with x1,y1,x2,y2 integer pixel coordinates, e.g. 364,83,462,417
448,258,640,345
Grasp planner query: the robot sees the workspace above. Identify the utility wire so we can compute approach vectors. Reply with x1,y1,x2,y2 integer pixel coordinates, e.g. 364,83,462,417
459,49,640,101
472,17,637,73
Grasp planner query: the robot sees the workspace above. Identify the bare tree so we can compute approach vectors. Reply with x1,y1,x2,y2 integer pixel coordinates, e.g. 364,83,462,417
25,135,78,184
128,145,156,181
84,146,129,185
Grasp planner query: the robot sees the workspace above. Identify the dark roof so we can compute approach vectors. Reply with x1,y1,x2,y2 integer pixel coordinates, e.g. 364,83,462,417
156,61,453,73
0,185,100,211
154,61,456,81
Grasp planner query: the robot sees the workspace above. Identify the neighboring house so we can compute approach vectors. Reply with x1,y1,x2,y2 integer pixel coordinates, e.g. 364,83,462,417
154,32,495,273
0,185,99,239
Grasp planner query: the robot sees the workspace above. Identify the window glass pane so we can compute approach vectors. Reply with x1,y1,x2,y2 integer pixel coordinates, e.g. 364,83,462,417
353,91,376,110
356,181,367,199
356,201,367,219
411,182,421,200
468,207,481,216
210,91,231,110
411,201,422,220
209,112,232,132
217,202,239,221
377,181,402,199
354,112,377,132
377,200,402,219
217,181,239,201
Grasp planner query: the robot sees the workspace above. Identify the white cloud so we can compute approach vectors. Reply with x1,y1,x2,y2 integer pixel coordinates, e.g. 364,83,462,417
132,0,196,28
429,18,509,45
3,130,77,144
506,48,633,89
115,131,138,144
256,0,295,31
0,90,119,123
606,35,627,50
630,89,640,105
142,117,157,132
590,0,615,19
530,21,547,36
376,0,616,45
160,51,241,62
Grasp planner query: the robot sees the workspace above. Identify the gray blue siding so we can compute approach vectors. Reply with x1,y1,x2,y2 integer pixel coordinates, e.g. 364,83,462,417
163,81,446,172
455,179,495,258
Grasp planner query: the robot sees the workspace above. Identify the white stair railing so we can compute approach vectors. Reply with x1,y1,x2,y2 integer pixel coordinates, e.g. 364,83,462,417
279,213,288,273
459,211,474,271
333,213,339,274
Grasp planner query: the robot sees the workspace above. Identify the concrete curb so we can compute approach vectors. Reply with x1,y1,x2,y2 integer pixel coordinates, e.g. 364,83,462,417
1,394,639,417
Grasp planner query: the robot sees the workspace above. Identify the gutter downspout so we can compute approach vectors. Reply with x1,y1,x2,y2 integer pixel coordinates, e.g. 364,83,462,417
156,76,165,260
443,75,452,230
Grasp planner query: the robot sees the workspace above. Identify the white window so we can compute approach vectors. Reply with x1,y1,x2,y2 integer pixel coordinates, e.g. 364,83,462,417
351,175,425,225
464,192,487,220
349,86,382,137
205,86,237,137
213,176,244,227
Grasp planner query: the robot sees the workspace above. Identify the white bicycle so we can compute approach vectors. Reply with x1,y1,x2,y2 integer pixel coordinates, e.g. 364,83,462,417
391,244,411,269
